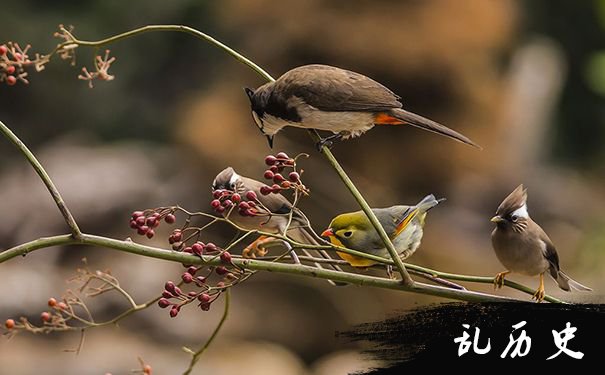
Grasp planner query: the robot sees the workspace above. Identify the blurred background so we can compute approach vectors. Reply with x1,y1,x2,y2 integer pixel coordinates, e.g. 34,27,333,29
1,0,604,373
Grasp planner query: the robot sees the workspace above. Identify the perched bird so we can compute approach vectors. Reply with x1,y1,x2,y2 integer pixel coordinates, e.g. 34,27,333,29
321,195,442,273
212,167,344,283
490,184,591,302
244,64,480,149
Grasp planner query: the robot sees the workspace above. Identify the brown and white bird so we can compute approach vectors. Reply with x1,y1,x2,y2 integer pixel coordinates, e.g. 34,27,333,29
212,167,344,283
490,184,591,302
244,64,480,148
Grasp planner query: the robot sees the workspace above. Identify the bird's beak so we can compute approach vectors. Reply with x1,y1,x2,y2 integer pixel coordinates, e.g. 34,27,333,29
490,215,504,223
321,228,334,237
266,135,274,149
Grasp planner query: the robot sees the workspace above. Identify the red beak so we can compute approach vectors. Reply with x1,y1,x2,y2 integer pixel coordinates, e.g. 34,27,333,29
321,228,334,237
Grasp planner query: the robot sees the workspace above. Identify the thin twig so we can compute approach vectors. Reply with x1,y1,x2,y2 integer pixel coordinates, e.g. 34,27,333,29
182,289,231,375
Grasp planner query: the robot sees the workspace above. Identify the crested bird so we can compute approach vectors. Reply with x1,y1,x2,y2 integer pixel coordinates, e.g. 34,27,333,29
490,184,591,302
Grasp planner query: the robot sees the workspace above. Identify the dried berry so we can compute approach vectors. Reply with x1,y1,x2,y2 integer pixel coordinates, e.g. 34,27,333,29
288,172,300,182
158,298,171,308
164,214,176,224
181,272,193,283
264,155,277,166
4,319,15,329
220,251,232,264
215,266,228,275
260,185,272,195
41,311,51,322
48,298,57,307
169,306,180,318
0,45,7,55
276,152,289,160
146,229,155,239
198,293,211,303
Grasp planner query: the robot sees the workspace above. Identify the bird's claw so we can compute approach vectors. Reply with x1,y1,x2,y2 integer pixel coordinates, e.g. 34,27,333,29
532,287,545,303
315,133,343,151
494,271,508,289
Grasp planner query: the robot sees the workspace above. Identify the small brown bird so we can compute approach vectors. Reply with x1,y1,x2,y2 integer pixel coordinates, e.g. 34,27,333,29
212,167,344,283
244,64,480,148
490,184,591,302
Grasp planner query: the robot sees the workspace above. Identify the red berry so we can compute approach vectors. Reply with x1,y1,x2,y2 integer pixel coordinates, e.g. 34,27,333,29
181,272,193,283
172,230,182,242
276,152,289,160
198,293,211,303
215,266,228,275
135,216,146,226
260,185,272,195
273,173,285,183
247,201,256,208
231,193,241,203
146,229,155,239
137,226,149,235
187,266,198,275
13,52,22,61
129,220,138,229
191,242,205,255
281,181,291,189
269,165,279,173
48,298,57,307
264,170,274,180
57,302,68,310
162,291,172,299
6,65,15,74
132,211,144,219
215,206,225,214
146,217,156,227
183,246,192,253
6,75,16,86
143,364,152,375
220,251,232,264
271,184,281,193
246,209,257,216
41,312,51,322
196,276,207,284
205,242,218,253
200,303,211,311
216,281,226,288
238,201,250,210
288,172,300,182
165,281,176,293
213,190,223,199
0,45,7,55
264,155,277,166
4,319,15,329
158,298,171,308
169,306,179,318
222,199,233,208
164,214,176,224
211,199,221,208
285,159,295,166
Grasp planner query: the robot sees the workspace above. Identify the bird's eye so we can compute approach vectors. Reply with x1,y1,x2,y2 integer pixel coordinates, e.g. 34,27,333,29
229,183,236,190
510,214,518,222
343,231,353,238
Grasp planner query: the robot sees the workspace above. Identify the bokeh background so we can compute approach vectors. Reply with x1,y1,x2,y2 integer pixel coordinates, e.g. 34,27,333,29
1,1,604,373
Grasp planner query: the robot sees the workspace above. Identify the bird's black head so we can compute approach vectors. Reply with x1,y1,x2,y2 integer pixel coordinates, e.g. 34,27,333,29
243,86,274,148
212,167,238,192
491,184,529,232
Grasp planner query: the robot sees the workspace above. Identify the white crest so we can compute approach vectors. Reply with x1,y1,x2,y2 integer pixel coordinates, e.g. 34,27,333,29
512,204,529,219
228,171,240,186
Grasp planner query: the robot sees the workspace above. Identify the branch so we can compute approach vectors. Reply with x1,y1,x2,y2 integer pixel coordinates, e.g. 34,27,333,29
48,24,414,285
0,234,565,303
0,120,81,238
182,289,230,375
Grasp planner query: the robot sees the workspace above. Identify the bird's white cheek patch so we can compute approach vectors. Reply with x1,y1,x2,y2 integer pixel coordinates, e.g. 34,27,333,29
512,204,529,219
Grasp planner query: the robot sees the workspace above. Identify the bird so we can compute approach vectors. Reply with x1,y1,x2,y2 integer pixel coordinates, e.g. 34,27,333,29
212,167,344,284
320,194,442,274
490,184,591,302
244,64,480,149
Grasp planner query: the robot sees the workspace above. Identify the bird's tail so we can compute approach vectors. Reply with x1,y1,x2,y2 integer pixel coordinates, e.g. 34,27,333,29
554,270,592,292
385,108,481,149
415,194,445,213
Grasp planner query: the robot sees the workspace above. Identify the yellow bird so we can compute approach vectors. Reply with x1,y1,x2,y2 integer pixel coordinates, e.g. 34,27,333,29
321,195,442,268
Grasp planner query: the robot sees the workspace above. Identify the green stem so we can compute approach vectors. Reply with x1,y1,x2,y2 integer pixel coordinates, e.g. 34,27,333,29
0,233,565,303
182,289,231,375
0,120,82,238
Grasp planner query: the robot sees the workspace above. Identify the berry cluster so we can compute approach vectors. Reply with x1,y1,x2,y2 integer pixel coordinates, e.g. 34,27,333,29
0,42,38,86
260,152,306,195
157,249,240,317
129,209,176,239
4,296,74,334
211,188,262,217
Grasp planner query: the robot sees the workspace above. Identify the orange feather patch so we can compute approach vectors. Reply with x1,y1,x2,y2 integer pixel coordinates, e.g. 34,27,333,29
374,112,405,125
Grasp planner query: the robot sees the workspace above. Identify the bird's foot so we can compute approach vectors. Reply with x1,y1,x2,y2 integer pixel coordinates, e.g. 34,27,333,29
242,236,271,258
532,287,545,303
316,133,343,151
386,265,396,279
494,271,510,289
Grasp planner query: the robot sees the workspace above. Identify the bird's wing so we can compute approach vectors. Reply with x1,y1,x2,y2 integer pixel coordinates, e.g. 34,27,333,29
276,64,402,112
391,205,418,238
536,224,561,279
